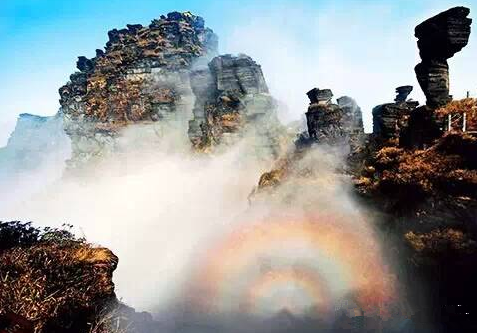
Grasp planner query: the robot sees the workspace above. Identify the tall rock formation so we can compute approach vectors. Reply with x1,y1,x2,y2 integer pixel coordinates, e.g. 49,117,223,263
59,12,218,169
394,85,413,103
304,88,364,144
188,54,281,154
357,8,477,330
372,86,419,145
415,7,472,108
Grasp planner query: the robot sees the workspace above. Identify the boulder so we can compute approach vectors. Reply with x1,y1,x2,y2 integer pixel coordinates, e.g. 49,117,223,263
307,88,333,105
394,85,413,103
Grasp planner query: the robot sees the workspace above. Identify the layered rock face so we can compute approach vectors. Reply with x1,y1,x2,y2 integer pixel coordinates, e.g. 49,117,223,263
188,54,280,154
59,12,218,169
337,96,365,137
415,6,472,108
305,88,364,144
372,7,472,149
256,7,475,330
357,8,477,329
372,86,419,144
394,85,413,103
60,12,279,168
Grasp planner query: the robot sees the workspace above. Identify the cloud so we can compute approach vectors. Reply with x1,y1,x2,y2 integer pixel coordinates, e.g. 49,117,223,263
1,126,272,311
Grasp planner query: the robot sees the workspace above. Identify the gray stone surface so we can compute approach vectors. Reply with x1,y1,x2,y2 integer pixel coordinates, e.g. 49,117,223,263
59,12,218,170
305,89,364,143
188,54,281,155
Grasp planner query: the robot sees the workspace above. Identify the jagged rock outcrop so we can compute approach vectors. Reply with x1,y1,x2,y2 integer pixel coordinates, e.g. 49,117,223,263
306,88,333,105
59,12,218,169
337,96,365,136
188,54,282,154
394,86,413,103
372,86,419,144
304,88,364,144
415,7,472,108
255,89,365,195
356,8,476,328
0,222,163,333
255,7,475,328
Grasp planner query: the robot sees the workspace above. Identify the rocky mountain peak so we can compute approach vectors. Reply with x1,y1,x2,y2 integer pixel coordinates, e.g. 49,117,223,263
58,12,219,169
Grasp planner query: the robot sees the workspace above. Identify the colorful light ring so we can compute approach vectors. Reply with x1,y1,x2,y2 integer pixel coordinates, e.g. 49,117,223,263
185,213,398,319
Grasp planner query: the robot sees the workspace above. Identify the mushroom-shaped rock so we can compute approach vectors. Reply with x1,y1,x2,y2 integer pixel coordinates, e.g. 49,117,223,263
395,86,413,103
414,7,472,108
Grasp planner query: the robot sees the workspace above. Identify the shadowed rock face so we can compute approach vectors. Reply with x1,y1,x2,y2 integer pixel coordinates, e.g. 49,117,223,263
305,88,363,143
301,89,365,172
306,88,333,105
394,86,413,103
372,86,419,144
414,7,472,108
415,7,472,60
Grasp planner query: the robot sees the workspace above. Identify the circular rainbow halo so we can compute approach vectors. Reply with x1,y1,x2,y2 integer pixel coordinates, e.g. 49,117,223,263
185,212,398,321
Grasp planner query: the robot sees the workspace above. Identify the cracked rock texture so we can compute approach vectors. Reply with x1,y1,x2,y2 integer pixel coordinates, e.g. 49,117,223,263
372,87,419,145
188,54,282,155
304,88,364,145
414,6,472,108
59,11,218,169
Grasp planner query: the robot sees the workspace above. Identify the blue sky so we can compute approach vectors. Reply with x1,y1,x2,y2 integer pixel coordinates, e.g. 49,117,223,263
1,0,476,144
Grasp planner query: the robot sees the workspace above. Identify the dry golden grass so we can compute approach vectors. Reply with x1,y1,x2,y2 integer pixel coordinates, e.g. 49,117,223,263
0,224,118,333
73,247,118,265
363,132,477,196
258,168,287,189
436,98,477,131
219,113,243,130
405,229,477,255
88,306,130,333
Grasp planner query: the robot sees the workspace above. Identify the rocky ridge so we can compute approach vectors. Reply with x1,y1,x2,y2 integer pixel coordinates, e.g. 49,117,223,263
2,5,476,333
305,89,363,142
59,12,281,170
254,6,476,331
59,12,218,169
